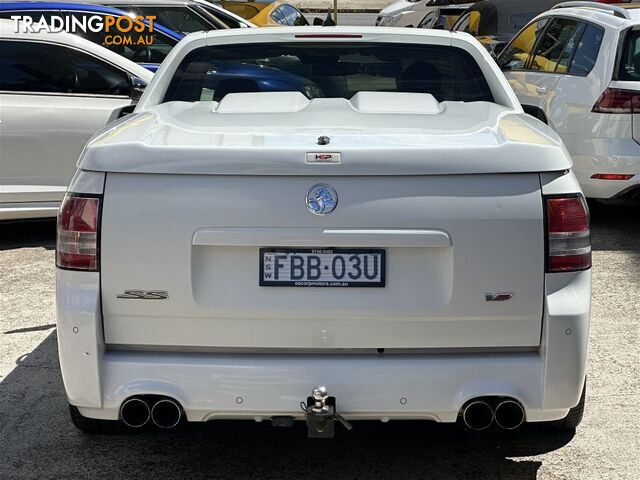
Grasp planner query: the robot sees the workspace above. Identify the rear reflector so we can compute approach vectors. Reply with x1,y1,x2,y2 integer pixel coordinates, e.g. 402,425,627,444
592,88,640,114
56,194,100,271
591,174,634,181
546,196,591,273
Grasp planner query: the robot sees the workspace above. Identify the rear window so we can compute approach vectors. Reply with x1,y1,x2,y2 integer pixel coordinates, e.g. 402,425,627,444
163,43,494,104
619,30,640,81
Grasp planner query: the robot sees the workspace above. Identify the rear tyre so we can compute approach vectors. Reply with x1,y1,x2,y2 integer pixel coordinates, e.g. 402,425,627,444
552,380,586,431
69,404,124,434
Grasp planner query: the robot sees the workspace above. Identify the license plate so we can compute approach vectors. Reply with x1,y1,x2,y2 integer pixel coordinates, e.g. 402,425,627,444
260,248,386,287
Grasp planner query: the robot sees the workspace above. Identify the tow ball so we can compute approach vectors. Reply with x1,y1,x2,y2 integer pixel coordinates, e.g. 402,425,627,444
305,386,352,438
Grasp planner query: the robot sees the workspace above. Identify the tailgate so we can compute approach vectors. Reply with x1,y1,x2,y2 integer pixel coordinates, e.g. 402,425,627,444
100,173,544,350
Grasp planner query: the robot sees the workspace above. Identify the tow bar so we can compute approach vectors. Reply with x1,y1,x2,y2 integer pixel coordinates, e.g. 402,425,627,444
304,386,352,438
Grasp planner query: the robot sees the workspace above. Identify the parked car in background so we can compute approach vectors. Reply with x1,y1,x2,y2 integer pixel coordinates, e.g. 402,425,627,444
452,0,566,55
58,26,590,436
0,2,184,70
377,0,477,28
168,59,323,101
417,3,471,30
0,20,153,220
220,1,307,26
498,2,640,202
94,0,253,31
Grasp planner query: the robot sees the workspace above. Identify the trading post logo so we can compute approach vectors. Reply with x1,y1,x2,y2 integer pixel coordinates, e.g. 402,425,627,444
11,14,157,46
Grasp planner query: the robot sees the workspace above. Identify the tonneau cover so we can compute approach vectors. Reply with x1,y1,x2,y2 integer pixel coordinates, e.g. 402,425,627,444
81,93,571,175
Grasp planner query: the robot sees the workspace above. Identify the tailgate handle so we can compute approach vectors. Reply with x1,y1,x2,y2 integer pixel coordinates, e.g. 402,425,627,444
192,228,452,248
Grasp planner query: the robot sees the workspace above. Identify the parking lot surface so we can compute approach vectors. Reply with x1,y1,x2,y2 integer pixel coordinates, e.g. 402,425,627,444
0,204,638,480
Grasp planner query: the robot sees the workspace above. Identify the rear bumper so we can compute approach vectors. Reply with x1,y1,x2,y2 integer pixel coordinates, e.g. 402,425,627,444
79,350,570,423
575,168,640,200
570,137,640,199
57,270,591,424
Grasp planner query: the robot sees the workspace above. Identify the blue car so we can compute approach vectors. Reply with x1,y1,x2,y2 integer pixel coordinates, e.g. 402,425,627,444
0,2,185,70
198,61,324,101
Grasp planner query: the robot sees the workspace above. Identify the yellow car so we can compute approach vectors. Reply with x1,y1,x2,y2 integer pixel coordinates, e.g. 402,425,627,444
220,1,308,27
452,0,565,55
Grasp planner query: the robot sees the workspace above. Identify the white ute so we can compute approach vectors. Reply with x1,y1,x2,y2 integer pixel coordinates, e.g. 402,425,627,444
57,27,592,436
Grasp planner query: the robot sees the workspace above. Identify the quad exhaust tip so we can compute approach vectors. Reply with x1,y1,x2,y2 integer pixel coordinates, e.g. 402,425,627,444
119,396,183,429
462,400,494,431
151,398,182,429
462,398,525,431
120,397,151,428
494,400,525,430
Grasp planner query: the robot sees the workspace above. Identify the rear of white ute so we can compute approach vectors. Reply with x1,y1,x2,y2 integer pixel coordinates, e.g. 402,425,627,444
56,27,591,436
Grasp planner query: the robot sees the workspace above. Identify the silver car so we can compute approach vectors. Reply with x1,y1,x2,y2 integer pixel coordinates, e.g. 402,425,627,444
0,20,153,220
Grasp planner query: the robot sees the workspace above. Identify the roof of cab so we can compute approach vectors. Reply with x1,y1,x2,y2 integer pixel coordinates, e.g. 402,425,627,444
135,26,520,114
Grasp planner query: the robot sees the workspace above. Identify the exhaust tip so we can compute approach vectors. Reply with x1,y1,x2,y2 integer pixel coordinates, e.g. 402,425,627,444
495,400,525,430
462,400,494,431
151,399,182,429
120,398,150,428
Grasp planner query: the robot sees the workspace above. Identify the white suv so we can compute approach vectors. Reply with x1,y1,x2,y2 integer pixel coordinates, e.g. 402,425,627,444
498,2,640,202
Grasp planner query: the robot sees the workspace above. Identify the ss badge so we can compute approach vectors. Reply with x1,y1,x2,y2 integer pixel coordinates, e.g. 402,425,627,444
117,290,169,300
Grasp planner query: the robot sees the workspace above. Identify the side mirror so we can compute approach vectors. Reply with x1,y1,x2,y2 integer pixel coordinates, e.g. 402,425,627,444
130,75,148,101
313,17,323,26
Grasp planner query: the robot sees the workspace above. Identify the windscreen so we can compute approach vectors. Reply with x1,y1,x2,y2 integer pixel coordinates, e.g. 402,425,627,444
163,43,494,104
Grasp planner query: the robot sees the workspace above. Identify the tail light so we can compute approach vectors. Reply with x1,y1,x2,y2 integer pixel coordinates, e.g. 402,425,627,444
591,174,634,181
592,88,640,114
545,195,591,273
294,34,363,38
56,194,101,271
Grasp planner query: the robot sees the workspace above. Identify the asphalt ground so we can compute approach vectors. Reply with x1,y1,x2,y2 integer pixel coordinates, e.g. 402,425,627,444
0,203,638,479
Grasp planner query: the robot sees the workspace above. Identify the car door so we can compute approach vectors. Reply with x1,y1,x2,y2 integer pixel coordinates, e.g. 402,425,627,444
500,17,585,125
545,22,606,136
0,40,134,206
499,17,551,116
